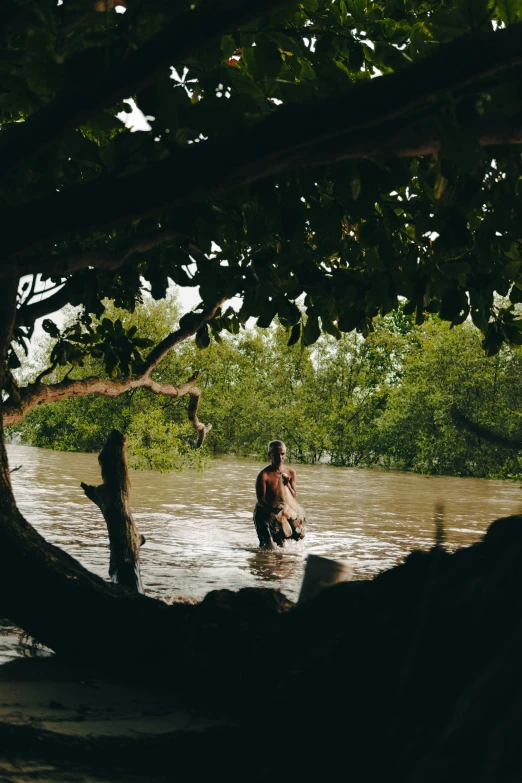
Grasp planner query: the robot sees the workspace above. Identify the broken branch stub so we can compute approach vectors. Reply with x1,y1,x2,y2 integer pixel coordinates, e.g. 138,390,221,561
81,430,145,593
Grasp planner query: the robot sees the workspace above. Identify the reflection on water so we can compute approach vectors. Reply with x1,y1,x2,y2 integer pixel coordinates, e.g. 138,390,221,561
246,544,304,584
6,444,522,601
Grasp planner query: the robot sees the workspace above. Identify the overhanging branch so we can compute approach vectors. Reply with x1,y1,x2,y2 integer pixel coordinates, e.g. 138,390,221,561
11,229,208,292
3,22,522,265
451,406,522,450
306,111,522,163
3,372,210,443
14,234,212,328
5,297,225,443
0,0,292,180
12,230,185,280
16,284,71,328
143,298,225,373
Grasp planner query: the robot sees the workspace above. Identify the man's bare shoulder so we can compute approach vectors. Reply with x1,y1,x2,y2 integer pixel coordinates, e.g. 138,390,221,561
257,465,273,478
287,467,297,477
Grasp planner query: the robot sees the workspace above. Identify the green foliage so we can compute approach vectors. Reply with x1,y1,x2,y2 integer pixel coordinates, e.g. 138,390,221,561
14,292,206,472
15,296,522,480
49,314,155,377
376,318,522,478
6,0,522,371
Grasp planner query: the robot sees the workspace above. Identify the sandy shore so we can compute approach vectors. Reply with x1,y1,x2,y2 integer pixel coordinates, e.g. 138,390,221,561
0,626,230,782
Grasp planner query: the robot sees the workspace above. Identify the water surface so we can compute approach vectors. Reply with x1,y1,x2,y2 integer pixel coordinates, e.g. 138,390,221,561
7,444,522,602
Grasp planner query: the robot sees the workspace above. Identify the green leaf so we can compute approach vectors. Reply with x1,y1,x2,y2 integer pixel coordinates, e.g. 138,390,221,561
243,38,282,80
409,22,435,59
503,323,522,345
482,324,504,356
439,289,469,324
320,314,342,339
221,35,237,61
42,319,61,339
373,41,412,71
287,323,301,346
8,351,21,369
456,0,492,28
302,312,321,346
257,299,278,329
442,261,472,286
268,32,307,58
428,8,469,41
195,324,211,349
338,309,364,332
496,0,522,25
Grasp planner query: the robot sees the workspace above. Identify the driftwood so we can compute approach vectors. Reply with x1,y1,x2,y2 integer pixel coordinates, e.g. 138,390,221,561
81,430,145,593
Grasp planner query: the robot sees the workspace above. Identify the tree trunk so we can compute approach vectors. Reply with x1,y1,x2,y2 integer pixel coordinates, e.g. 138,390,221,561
0,281,184,662
81,430,145,593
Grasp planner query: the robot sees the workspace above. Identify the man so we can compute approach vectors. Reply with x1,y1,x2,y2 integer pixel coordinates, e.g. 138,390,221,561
254,440,306,548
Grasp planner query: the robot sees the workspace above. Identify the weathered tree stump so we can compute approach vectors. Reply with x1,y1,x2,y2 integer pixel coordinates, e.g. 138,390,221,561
81,430,145,593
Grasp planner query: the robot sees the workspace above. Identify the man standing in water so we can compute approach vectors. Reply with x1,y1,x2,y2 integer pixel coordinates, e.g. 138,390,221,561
254,440,306,548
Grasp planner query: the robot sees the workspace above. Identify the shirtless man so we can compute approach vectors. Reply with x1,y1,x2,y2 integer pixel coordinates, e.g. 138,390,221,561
254,440,303,548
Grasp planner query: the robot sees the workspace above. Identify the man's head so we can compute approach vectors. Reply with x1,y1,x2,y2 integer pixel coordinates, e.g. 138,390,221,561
268,440,287,467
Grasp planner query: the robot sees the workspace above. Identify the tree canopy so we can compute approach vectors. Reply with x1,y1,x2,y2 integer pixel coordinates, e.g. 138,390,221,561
3,0,522,418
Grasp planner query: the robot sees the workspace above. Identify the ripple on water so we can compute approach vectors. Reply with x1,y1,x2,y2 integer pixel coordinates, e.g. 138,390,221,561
6,444,522,601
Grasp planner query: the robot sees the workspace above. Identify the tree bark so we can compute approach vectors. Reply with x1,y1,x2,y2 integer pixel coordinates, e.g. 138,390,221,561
3,372,207,430
81,430,145,593
0,279,189,662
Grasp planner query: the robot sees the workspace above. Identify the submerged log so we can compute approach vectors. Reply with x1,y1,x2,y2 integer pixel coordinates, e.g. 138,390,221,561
81,430,145,593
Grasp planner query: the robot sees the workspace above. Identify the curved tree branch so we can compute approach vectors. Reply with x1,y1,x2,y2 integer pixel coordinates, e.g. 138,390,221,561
12,229,208,300
3,372,210,441
143,297,225,373
16,284,71,328
12,230,185,280
5,298,225,443
14,234,212,327
0,0,292,180
3,21,522,266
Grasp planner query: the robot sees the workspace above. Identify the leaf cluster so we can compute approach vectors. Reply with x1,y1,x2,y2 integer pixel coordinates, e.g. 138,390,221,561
5,0,522,368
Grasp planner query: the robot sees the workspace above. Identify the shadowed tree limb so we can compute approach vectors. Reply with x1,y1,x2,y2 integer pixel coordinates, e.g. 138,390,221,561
16,283,72,328
4,14,522,265
11,230,186,280
14,235,211,328
450,406,522,450
5,113,520,272
0,0,292,181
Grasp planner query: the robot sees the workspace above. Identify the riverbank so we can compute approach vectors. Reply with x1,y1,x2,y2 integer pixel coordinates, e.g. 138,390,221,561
0,641,234,783
3,512,522,782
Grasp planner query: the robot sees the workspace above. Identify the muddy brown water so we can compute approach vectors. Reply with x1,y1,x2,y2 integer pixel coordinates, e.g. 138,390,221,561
6,443,522,604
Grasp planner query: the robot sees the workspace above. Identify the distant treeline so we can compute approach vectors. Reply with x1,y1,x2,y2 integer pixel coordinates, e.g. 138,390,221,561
12,294,522,479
